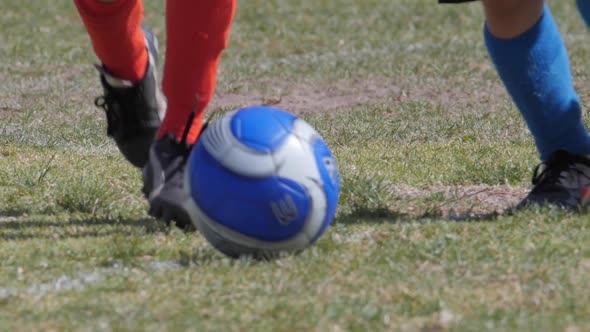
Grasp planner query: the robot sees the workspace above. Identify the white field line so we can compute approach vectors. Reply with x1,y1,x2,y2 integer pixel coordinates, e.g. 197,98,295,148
0,260,182,299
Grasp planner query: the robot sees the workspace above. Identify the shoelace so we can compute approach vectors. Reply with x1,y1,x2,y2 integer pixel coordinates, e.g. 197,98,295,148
94,71,145,139
178,96,214,161
95,96,118,137
95,92,143,138
160,97,212,189
531,151,590,188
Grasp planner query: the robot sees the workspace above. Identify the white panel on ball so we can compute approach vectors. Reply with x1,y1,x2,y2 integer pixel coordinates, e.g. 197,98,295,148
201,110,277,178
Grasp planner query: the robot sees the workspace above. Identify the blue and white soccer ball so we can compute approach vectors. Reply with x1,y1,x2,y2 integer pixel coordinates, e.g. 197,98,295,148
184,106,340,259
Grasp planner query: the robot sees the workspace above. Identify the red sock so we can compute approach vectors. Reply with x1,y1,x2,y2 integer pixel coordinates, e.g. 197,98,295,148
159,0,236,144
75,0,148,82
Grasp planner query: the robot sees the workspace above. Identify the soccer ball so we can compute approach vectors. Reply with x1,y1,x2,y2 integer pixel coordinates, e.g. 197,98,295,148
183,106,340,259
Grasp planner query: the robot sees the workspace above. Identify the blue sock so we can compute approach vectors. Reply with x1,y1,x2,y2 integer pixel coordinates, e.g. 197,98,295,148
577,0,590,27
484,5,590,161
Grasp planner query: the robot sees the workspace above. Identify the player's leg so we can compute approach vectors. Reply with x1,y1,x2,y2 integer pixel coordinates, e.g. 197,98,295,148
142,0,236,228
159,1,235,145
75,0,164,167
76,0,147,82
482,0,590,208
578,1,590,34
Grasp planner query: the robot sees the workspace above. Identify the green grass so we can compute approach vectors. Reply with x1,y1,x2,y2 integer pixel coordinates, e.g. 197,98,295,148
3,0,590,331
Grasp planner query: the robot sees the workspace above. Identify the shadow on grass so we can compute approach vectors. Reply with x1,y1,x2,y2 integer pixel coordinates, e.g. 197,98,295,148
0,229,139,241
336,207,410,224
0,209,30,218
0,213,169,241
0,217,162,229
335,205,507,225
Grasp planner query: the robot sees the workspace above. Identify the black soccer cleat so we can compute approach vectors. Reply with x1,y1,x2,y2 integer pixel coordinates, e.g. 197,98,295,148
142,96,210,230
142,133,194,230
518,150,590,210
94,27,166,168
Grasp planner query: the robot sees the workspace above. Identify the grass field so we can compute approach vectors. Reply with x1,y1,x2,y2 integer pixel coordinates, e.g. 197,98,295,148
3,0,590,331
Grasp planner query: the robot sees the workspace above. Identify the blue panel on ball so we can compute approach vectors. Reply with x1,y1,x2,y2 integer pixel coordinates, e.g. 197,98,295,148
188,143,311,241
311,138,340,243
230,106,297,153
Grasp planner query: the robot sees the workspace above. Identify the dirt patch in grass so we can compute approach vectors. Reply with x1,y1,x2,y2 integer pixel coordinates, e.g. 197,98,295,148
211,77,508,114
393,184,529,220
0,66,508,118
